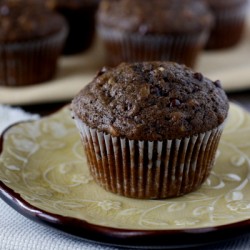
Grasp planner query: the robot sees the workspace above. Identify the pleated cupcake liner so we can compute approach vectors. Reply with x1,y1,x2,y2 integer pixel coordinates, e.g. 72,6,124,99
206,2,248,49
98,27,209,68
74,115,225,199
0,26,68,86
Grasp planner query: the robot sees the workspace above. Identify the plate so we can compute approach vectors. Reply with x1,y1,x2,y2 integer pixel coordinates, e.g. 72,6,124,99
1,103,250,248
0,18,250,105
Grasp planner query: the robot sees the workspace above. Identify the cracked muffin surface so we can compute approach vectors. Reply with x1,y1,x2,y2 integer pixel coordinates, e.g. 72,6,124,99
72,61,229,140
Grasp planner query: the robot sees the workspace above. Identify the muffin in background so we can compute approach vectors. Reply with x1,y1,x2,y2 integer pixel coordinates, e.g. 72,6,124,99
71,61,229,199
96,0,213,68
46,0,100,55
0,0,67,87
205,0,249,50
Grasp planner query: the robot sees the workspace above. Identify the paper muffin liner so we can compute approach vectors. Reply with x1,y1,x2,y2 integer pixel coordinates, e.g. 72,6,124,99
0,26,68,86
74,115,225,199
206,2,248,49
98,27,209,68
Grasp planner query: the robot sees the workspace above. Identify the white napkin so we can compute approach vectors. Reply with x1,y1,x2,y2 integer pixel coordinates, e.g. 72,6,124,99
0,105,250,250
0,199,116,250
0,105,39,133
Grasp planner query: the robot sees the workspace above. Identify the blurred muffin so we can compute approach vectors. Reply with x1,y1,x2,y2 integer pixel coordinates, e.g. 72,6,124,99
46,0,100,55
96,0,213,68
205,0,248,49
0,0,67,86
71,61,229,199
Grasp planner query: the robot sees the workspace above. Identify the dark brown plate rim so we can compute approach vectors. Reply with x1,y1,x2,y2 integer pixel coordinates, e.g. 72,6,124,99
1,120,250,249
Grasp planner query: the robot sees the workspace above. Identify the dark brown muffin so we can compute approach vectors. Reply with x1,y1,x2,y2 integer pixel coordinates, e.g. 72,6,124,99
205,0,248,49
73,62,228,140
0,0,67,86
72,61,229,199
97,0,214,68
0,2,64,42
46,0,100,55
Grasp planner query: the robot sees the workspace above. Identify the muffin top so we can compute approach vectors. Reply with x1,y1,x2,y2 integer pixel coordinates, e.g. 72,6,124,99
97,0,214,35
72,62,229,141
0,0,67,42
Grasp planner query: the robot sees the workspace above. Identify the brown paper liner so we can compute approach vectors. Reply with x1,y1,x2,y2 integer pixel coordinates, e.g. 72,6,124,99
74,116,225,199
206,2,248,49
0,27,68,86
98,27,209,68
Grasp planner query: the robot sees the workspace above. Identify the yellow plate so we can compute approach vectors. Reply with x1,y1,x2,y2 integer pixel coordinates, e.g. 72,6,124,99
1,103,250,248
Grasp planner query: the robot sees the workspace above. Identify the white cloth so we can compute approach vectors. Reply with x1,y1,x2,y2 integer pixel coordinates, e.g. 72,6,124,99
0,105,39,132
0,105,250,250
0,199,115,250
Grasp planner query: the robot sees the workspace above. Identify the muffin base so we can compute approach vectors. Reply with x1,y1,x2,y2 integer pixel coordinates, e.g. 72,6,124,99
206,3,248,50
98,27,209,68
74,117,225,199
0,27,67,87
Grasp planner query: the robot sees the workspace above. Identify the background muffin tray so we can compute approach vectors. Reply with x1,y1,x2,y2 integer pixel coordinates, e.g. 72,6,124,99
0,19,250,105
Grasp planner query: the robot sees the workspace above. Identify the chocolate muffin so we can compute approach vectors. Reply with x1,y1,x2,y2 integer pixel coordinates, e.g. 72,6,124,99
46,0,100,55
71,61,229,199
0,0,67,86
205,0,248,49
96,0,214,68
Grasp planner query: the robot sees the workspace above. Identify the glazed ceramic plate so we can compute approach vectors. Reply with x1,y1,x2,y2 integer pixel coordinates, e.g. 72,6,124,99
0,18,250,105
1,103,250,248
